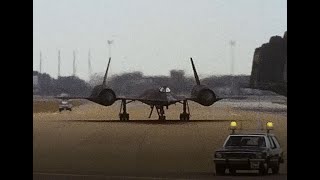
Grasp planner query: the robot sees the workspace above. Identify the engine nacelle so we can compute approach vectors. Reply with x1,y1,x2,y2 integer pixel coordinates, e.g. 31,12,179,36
97,88,116,106
89,85,116,106
191,85,217,106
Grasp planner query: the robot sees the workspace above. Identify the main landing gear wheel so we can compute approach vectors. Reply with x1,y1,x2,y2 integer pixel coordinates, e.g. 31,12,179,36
119,113,129,121
159,115,166,121
180,100,190,121
180,113,190,121
119,99,130,121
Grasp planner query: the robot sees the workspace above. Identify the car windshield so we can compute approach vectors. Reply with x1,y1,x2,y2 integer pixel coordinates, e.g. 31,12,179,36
61,100,68,104
225,136,266,147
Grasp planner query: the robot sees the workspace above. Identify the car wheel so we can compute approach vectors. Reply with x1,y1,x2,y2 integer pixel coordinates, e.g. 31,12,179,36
215,165,225,176
259,162,269,175
229,168,236,175
272,163,280,174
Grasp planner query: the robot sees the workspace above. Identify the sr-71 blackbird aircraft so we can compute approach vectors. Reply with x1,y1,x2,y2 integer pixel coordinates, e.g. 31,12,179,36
56,57,243,121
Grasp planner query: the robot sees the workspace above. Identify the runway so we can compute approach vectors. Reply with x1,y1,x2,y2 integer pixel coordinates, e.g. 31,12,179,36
33,98,287,179
33,172,287,180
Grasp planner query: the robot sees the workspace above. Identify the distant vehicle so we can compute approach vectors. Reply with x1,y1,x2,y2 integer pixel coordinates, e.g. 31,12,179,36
58,93,73,112
55,57,245,121
59,99,72,112
213,122,284,175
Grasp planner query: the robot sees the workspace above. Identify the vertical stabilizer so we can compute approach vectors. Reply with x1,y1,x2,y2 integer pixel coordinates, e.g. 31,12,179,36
190,57,201,85
102,57,111,88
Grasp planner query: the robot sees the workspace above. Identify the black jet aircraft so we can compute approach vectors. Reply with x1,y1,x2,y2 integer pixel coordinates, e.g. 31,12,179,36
57,57,240,121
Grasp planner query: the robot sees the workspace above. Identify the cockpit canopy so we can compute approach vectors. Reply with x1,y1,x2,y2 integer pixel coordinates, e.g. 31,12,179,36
159,86,171,93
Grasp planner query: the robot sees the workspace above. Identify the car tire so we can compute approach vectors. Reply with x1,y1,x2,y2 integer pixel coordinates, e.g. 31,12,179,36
215,165,225,176
259,162,269,175
229,168,236,175
272,163,280,174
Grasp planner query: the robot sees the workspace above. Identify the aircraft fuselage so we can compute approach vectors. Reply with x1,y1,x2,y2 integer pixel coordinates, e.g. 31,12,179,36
138,87,181,106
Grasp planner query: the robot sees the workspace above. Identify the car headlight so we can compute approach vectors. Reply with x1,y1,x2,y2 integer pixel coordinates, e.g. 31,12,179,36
256,153,263,159
215,152,222,158
256,152,266,159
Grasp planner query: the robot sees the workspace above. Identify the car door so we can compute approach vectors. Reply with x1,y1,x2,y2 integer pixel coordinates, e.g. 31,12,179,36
271,135,283,162
267,135,281,164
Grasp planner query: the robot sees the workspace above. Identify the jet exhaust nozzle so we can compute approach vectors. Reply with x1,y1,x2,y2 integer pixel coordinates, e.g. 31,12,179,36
191,85,217,106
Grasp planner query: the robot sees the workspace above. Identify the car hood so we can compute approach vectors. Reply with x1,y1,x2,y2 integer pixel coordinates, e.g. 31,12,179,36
215,146,267,153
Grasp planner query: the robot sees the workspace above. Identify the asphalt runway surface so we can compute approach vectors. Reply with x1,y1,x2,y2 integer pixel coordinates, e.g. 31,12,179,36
33,172,287,180
33,98,287,180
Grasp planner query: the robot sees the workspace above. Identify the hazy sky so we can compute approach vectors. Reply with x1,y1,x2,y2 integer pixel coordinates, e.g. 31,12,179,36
33,0,287,81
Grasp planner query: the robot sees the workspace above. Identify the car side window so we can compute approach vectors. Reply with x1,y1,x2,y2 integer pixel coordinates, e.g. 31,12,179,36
271,136,280,148
268,136,276,149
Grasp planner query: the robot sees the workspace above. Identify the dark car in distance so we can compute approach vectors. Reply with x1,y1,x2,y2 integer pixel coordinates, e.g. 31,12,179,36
213,133,284,175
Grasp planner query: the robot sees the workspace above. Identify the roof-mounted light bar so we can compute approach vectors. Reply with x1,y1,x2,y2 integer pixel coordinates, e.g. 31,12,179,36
228,121,274,134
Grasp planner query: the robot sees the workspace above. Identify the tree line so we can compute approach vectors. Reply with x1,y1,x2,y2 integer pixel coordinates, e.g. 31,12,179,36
34,70,275,97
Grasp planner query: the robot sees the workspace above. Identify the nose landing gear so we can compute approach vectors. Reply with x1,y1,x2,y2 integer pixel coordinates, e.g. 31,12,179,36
156,106,166,120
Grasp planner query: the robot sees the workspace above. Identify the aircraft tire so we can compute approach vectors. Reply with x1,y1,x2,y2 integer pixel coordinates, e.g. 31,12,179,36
119,114,124,121
125,114,129,121
180,113,190,121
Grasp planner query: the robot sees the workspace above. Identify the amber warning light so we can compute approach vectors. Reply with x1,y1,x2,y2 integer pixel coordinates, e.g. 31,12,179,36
266,122,274,133
230,121,237,134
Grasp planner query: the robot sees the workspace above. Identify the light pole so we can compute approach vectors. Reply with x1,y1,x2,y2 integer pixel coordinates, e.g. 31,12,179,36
230,40,236,94
58,50,61,78
73,50,76,77
88,49,92,79
39,51,42,73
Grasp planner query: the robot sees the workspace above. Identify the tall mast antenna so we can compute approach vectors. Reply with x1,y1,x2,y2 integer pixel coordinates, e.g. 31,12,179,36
73,50,76,76
39,51,42,73
88,49,92,78
230,40,236,94
58,50,61,78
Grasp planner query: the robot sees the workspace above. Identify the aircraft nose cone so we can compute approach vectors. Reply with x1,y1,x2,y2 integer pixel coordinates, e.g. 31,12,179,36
165,93,177,104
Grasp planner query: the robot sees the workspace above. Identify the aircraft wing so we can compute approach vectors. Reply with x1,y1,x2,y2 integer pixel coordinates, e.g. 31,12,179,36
184,96,247,103
116,96,145,102
116,95,186,104
175,95,189,101
217,96,248,100
116,96,181,103
54,96,93,101
55,95,149,102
